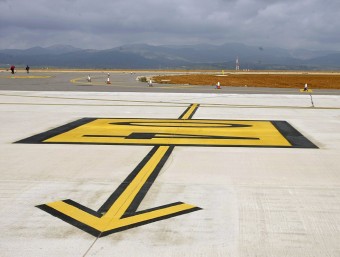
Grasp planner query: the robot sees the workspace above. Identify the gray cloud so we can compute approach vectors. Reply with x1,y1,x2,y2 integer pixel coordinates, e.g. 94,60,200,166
0,0,339,50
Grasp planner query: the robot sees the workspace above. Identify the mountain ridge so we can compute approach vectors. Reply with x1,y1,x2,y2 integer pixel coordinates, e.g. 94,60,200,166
1,43,340,70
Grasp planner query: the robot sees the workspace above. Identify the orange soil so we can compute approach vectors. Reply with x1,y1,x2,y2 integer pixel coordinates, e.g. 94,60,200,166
153,74,340,89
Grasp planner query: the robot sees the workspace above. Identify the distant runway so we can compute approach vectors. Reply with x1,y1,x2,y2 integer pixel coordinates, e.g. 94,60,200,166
0,70,339,95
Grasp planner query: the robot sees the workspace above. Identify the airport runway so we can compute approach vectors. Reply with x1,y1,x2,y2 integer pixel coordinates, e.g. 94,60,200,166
1,71,340,257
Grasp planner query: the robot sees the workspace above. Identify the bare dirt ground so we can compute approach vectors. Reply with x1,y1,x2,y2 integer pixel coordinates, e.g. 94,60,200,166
152,73,340,89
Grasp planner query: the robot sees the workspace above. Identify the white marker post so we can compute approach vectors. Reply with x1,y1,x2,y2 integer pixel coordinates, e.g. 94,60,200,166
304,83,308,91
107,73,111,84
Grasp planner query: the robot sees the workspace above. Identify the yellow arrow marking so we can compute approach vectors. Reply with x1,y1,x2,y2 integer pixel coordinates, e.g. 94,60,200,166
36,104,201,237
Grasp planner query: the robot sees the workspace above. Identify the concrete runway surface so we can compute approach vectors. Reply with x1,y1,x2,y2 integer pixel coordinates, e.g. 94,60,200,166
0,71,340,257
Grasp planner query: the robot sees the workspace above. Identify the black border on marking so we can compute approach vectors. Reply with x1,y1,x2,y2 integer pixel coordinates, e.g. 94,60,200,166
36,204,102,237
15,118,96,144
271,121,318,148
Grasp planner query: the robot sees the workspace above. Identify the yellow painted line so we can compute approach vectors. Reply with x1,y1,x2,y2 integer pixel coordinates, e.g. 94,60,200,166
300,89,313,93
0,75,52,79
70,77,88,84
70,76,110,86
181,103,199,119
104,145,170,219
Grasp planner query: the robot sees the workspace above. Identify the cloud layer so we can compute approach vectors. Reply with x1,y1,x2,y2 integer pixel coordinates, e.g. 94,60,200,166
1,0,340,50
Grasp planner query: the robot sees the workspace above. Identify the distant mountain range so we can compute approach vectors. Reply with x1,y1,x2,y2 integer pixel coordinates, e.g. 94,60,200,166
1,43,340,70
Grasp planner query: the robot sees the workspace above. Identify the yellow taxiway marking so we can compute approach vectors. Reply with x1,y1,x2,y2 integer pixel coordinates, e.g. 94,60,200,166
45,118,291,147
36,104,201,237
17,103,316,237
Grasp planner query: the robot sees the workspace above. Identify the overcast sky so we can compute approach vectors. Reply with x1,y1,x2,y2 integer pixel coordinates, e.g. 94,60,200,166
1,0,339,50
